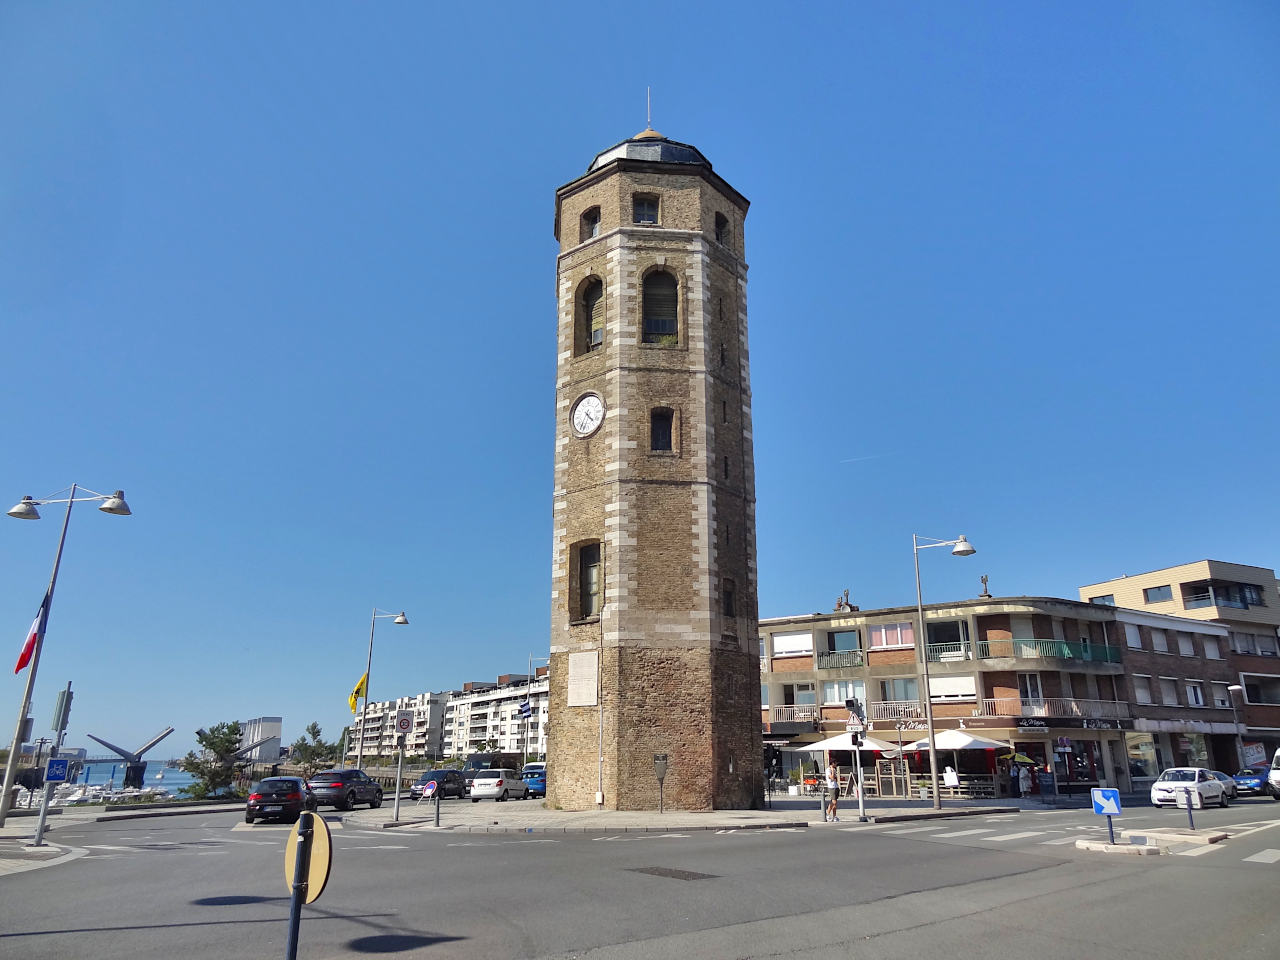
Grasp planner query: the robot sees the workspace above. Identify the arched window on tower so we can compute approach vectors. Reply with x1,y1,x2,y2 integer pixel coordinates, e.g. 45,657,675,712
576,277,604,355
580,206,601,243
641,271,678,345
714,212,729,245
571,540,603,621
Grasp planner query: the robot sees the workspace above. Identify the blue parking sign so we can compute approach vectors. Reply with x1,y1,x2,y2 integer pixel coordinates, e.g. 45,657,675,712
45,757,70,783
1091,787,1122,815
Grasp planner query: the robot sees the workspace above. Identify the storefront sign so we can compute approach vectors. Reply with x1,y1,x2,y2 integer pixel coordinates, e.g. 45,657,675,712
1243,741,1268,766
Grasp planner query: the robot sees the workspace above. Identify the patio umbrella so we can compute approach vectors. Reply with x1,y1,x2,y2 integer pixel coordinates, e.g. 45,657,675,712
783,732,898,753
1001,752,1035,764
903,729,1011,752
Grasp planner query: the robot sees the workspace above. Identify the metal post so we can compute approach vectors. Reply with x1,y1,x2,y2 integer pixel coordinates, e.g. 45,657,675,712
1106,814,1116,845
1185,786,1196,830
914,536,942,810
0,486,75,828
393,738,404,822
284,811,313,960
1228,693,1244,771
355,609,377,770
434,788,441,827
854,744,867,822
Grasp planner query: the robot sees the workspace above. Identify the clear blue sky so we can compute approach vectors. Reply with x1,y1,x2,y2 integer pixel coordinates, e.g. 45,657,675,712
3,3,1277,757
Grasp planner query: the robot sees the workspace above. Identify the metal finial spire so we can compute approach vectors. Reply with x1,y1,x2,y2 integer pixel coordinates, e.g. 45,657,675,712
646,86,651,129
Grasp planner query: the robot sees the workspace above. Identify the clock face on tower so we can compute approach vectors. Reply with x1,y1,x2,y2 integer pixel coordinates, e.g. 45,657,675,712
571,393,605,437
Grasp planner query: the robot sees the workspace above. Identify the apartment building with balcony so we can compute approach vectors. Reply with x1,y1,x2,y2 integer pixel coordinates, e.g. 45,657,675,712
442,670,549,761
345,691,452,764
1081,560,1280,765
761,595,1240,797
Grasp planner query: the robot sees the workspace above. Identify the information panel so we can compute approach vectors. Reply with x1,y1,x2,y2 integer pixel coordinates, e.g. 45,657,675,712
567,651,598,707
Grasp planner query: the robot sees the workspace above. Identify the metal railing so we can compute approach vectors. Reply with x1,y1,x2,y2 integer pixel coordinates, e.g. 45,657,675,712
927,638,1122,663
868,700,926,720
975,697,1130,719
771,705,820,723
816,650,865,669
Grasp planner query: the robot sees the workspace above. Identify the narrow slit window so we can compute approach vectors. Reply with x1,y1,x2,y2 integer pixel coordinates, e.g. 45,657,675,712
650,408,673,452
641,271,678,344
580,206,601,243
576,277,604,355
714,212,728,244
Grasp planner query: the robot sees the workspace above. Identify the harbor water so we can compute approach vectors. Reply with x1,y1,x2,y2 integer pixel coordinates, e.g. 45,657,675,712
77,760,197,795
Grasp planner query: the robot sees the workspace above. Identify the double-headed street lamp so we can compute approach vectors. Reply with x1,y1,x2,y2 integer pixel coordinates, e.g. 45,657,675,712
913,533,976,811
354,608,408,770
0,485,132,826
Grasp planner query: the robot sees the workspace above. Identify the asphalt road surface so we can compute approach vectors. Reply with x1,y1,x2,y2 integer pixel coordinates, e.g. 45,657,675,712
2,798,1278,959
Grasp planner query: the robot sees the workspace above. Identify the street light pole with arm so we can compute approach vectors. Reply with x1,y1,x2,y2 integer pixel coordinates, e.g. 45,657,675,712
1227,684,1245,770
354,608,408,771
0,485,131,827
913,533,976,811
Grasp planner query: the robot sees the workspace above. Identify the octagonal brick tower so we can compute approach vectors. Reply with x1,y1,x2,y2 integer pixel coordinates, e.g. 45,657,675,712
546,129,762,810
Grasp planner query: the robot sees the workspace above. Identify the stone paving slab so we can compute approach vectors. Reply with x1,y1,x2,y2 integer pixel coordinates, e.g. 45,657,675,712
1120,827,1229,845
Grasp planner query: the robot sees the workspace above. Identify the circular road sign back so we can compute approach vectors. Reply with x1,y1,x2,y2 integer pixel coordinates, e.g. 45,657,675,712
422,780,437,798
284,812,332,904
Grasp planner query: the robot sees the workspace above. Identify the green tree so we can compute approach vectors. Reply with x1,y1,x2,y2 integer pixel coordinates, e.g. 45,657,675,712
289,722,338,779
179,721,243,799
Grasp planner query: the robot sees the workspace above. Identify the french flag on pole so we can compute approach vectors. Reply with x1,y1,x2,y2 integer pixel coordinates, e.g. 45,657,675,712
14,598,47,674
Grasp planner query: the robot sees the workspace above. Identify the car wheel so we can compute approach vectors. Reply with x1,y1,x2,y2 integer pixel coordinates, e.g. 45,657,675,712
245,811,255,824
499,790,508,802
472,797,479,803
369,791,383,809
337,793,354,811
1192,792,1204,809
1219,791,1229,808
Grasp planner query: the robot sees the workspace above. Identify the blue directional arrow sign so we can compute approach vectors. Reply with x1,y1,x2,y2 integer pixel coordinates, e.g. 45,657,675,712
1091,787,1122,816
45,757,70,783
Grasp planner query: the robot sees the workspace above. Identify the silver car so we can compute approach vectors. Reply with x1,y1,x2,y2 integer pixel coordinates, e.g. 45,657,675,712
469,768,529,802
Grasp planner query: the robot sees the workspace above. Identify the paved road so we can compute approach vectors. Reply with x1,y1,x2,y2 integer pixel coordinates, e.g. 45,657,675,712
2,799,1277,959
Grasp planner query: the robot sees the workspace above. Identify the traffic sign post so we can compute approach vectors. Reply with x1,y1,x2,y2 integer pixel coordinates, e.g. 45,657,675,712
1091,787,1122,844
44,757,70,783
283,810,333,960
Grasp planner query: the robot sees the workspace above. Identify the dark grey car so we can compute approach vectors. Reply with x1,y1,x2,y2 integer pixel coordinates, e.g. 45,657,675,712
409,769,468,800
305,769,383,811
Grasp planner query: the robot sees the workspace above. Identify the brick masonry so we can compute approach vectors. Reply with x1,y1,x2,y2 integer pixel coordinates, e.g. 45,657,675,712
547,142,761,810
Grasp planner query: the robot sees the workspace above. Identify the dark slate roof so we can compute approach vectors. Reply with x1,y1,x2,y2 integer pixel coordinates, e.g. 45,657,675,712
588,128,711,172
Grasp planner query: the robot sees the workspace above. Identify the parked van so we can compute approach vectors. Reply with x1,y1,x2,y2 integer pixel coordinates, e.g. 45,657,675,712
1269,747,1280,795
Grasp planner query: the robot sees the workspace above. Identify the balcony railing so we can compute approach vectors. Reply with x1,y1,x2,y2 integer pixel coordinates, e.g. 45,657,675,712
816,650,865,669
927,638,1121,663
975,697,1130,719
770,705,819,723
868,700,926,720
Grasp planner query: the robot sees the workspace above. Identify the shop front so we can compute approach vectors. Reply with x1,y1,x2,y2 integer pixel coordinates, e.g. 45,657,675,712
965,717,1130,796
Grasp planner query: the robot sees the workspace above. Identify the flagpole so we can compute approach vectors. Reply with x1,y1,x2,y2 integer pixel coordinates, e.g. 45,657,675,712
0,485,76,827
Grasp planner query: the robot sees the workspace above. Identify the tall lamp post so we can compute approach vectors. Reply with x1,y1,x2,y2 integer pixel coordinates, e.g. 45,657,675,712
354,608,408,770
913,533,976,811
0,485,132,827
1227,684,1246,770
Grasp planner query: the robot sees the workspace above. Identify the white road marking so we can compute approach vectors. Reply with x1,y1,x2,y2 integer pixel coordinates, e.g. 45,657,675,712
1242,849,1280,864
983,816,1019,822
987,832,1045,842
83,845,135,852
932,829,995,838
337,845,409,850
884,826,946,835
1174,845,1218,857
1040,837,1081,845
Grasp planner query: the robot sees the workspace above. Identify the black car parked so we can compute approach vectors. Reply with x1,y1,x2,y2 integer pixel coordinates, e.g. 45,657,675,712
305,769,384,811
408,769,468,800
245,776,316,824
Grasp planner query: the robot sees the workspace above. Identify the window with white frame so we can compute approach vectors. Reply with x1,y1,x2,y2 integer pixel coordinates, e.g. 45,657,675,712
1184,681,1205,707
1159,677,1179,705
929,675,977,701
1151,629,1169,653
869,621,916,648
1177,632,1195,656
771,630,813,656
823,678,866,705
785,682,816,706
1258,635,1279,657
1231,632,1256,654
1124,623,1143,649
1204,636,1222,660
1210,682,1231,708
1133,676,1152,703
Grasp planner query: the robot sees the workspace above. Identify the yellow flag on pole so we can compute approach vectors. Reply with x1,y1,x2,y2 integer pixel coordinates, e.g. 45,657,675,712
349,672,368,714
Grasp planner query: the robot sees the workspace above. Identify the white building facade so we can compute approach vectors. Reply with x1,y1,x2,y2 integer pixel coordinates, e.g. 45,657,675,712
443,674,549,761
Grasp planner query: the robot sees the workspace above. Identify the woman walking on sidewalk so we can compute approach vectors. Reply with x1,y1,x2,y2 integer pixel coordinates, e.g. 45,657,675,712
824,762,840,822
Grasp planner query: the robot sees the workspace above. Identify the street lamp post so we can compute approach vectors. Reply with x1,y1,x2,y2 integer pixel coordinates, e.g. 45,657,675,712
0,485,131,827
354,608,408,771
913,533,976,811
1227,684,1245,770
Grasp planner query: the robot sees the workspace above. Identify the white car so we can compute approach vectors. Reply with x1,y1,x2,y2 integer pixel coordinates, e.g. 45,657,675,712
469,768,529,802
1150,767,1228,808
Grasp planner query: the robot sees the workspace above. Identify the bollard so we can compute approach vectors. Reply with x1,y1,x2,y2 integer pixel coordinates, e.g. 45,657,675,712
1184,786,1196,830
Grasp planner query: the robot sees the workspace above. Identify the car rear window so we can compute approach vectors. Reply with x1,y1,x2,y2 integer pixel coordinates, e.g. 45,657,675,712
474,770,503,780
310,771,344,781
1159,770,1195,782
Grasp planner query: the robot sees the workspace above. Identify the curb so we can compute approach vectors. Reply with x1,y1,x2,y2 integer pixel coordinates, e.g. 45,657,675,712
370,819,812,833
1120,829,1228,846
1075,839,1164,855
868,806,1020,824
